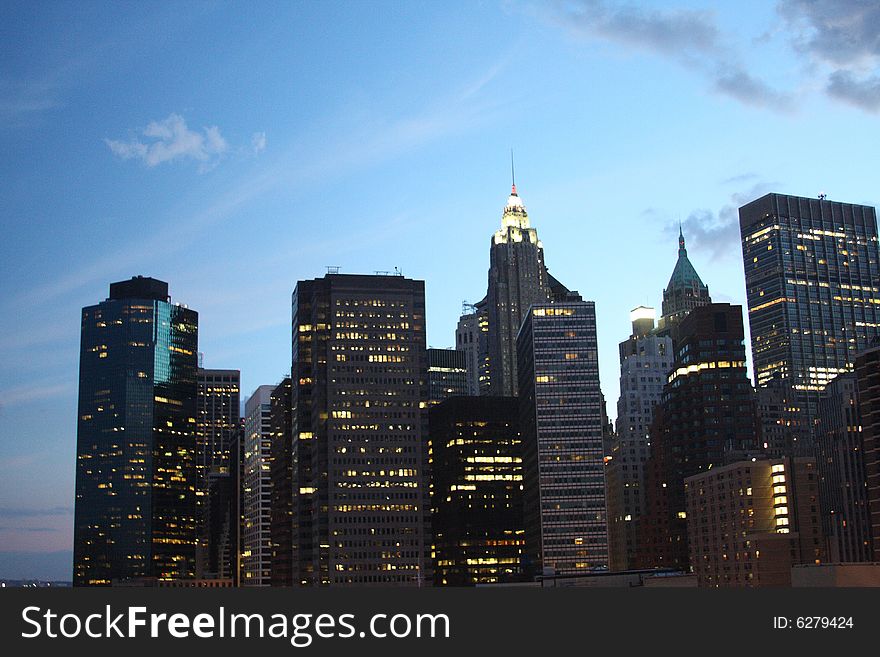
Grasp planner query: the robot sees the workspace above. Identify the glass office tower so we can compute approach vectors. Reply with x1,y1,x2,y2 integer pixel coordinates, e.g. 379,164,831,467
740,193,880,439
73,276,199,585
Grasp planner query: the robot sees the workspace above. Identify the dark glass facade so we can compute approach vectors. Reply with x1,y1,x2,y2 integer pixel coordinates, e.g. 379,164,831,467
855,344,880,558
427,348,469,404
517,298,608,574
740,193,880,437
73,276,199,585
291,274,430,586
429,396,524,585
816,374,872,562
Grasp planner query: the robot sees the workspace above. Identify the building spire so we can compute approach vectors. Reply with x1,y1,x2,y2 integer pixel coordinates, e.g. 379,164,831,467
510,148,517,195
678,223,686,255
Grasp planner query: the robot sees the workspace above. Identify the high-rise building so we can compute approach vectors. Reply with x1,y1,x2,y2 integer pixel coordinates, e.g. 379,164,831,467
517,296,608,575
454,308,481,396
639,303,761,570
73,276,199,586
739,193,880,438
816,374,872,562
686,457,825,587
269,376,294,587
427,348,469,404
607,307,672,571
242,385,274,586
195,368,240,580
291,273,429,586
429,396,525,585
484,183,551,396
657,229,711,333
855,343,880,558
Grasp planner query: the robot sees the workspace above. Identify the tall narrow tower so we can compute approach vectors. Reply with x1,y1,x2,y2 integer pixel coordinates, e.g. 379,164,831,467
658,228,711,333
485,177,551,396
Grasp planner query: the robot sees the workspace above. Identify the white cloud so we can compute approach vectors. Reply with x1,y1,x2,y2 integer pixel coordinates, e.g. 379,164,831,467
251,131,267,155
105,113,228,169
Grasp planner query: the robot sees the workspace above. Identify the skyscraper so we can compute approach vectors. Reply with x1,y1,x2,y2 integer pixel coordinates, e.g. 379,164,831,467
484,183,551,396
429,396,524,585
855,343,880,558
242,385,274,586
517,295,608,575
269,376,294,587
73,276,198,586
195,368,240,580
639,303,761,570
658,229,711,333
291,273,429,586
816,373,872,562
607,307,672,571
454,307,482,396
739,193,880,437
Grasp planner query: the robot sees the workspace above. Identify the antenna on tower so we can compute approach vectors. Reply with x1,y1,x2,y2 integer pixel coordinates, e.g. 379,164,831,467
818,192,827,200
510,148,516,194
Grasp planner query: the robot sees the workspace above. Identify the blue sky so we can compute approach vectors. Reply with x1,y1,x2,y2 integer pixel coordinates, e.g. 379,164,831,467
2,1,879,579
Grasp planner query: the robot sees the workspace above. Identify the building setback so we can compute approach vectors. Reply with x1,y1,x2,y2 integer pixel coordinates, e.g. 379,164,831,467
816,374,872,562
429,396,525,585
518,296,608,575
639,303,761,570
856,343,880,558
291,273,429,586
455,309,482,396
739,193,880,441
686,457,825,587
73,276,199,585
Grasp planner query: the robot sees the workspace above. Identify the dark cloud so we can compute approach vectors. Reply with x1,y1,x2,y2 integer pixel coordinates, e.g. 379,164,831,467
827,70,880,111
667,181,779,262
714,68,793,109
0,506,73,519
555,0,720,59
545,1,790,111
779,0,880,66
779,0,880,112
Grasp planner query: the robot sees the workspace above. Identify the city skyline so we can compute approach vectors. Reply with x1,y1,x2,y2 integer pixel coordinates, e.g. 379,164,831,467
3,1,880,580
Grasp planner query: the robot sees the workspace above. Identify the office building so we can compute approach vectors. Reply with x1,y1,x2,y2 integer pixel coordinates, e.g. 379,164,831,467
242,385,274,586
269,376,294,586
856,343,880,558
639,303,761,570
686,457,825,587
291,273,429,586
816,374,872,562
454,307,482,396
73,276,198,585
607,307,672,571
195,368,240,579
427,348,469,404
429,396,525,585
518,295,608,574
739,193,880,436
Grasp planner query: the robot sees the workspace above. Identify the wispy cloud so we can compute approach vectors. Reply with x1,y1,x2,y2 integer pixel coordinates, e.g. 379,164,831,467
251,131,267,155
106,113,228,170
0,381,75,408
713,68,793,110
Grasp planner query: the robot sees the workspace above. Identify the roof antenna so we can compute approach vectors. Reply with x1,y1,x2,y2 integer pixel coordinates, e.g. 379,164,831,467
510,148,517,195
